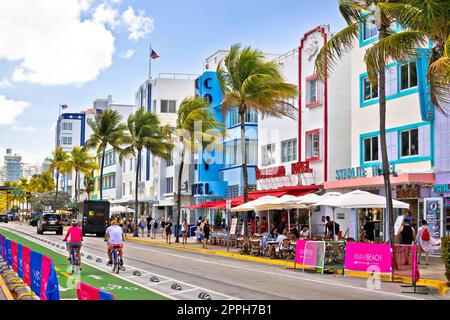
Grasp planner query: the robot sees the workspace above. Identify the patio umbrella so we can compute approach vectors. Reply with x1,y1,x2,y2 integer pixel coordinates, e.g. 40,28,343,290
231,196,279,212
333,190,410,209
311,192,343,240
295,193,322,235
111,205,135,214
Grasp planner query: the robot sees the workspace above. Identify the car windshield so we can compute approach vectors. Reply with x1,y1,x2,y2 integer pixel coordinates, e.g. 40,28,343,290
44,214,61,221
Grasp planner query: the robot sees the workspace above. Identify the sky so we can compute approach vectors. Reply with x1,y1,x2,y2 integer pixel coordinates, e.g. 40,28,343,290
0,0,347,164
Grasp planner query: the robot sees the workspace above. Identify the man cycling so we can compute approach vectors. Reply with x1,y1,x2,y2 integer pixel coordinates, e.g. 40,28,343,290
105,219,124,267
63,220,83,269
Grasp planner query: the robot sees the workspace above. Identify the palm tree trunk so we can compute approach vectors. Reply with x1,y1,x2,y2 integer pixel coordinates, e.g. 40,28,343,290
378,27,395,245
74,170,79,203
134,150,141,237
175,146,185,244
100,148,106,200
55,170,60,203
239,108,249,236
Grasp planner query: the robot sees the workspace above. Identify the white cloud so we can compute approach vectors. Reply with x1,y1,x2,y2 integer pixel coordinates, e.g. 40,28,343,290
93,2,119,29
0,0,115,86
0,78,13,88
11,125,53,132
0,95,30,125
122,6,154,41
120,49,135,59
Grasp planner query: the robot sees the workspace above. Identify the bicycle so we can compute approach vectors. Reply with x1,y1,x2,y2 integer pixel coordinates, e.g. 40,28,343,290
65,241,80,274
110,245,125,274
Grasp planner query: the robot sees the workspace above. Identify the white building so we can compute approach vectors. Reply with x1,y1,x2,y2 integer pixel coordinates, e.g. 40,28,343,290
257,25,353,237
121,74,197,221
21,163,43,179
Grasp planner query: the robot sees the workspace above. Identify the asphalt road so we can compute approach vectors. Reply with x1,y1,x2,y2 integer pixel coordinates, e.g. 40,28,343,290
2,223,445,300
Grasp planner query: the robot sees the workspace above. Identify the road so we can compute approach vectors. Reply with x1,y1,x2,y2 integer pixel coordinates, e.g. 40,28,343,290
1,223,445,300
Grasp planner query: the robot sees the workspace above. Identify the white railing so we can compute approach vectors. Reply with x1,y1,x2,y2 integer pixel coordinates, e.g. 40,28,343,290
158,73,200,80
272,48,299,64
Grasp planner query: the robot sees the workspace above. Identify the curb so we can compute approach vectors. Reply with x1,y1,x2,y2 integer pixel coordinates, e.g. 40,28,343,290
0,274,15,301
126,237,450,296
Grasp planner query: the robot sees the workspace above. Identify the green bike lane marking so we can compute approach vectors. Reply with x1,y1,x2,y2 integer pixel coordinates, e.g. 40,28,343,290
0,228,169,300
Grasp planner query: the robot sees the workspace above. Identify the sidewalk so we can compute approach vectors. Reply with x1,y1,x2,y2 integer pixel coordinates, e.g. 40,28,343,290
125,235,450,296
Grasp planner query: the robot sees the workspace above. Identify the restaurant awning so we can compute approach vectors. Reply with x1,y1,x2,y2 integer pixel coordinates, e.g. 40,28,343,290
184,185,321,209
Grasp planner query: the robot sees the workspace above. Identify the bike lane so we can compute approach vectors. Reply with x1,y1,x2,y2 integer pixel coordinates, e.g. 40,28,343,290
0,228,169,300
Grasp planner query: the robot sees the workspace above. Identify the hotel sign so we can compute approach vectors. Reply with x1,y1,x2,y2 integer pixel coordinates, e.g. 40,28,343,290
433,184,450,193
256,162,313,180
336,164,396,181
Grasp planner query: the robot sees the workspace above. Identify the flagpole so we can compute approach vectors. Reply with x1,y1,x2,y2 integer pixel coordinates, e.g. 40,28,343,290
149,44,152,80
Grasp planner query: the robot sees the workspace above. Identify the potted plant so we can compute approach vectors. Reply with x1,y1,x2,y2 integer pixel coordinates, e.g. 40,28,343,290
441,236,450,283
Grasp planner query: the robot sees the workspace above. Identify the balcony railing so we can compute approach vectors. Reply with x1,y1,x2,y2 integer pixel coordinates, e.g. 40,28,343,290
157,73,200,80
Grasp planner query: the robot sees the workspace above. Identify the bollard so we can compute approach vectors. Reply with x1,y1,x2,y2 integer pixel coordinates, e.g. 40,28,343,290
198,292,212,300
171,283,182,291
96,258,102,263
133,271,141,277
149,276,160,283
87,255,93,260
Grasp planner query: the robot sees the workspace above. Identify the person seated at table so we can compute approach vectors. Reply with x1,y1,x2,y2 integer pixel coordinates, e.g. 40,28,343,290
259,217,268,234
254,216,260,234
290,227,300,240
277,228,288,243
266,228,279,258
250,217,256,235
300,226,310,238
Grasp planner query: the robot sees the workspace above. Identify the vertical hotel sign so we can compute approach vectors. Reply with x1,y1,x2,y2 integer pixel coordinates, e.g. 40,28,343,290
424,198,443,241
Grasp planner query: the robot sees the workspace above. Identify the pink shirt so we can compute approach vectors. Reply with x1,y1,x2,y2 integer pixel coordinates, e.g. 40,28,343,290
64,226,83,243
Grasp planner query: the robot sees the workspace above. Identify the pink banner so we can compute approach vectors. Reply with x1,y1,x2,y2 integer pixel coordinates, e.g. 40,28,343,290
10,241,18,272
77,281,101,300
40,255,52,300
22,246,31,286
344,242,392,273
294,240,307,265
303,241,320,267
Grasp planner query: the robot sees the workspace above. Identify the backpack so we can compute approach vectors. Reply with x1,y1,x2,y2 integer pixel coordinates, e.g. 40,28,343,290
421,227,430,241
334,222,340,235
154,221,159,229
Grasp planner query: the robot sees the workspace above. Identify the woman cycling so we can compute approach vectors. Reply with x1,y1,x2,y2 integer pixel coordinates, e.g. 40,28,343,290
63,220,83,269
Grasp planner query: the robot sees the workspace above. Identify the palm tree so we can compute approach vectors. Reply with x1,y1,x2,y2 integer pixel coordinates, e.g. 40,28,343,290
28,171,56,194
217,44,297,235
315,0,421,244
85,109,129,200
46,147,71,202
122,107,173,237
67,147,98,202
173,97,224,243
365,0,450,115
82,173,96,201
3,180,11,211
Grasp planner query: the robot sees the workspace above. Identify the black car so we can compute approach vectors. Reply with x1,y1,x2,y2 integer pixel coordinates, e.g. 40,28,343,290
0,214,8,223
37,213,63,235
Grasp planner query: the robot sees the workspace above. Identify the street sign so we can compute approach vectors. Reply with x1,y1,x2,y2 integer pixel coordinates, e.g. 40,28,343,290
230,218,238,235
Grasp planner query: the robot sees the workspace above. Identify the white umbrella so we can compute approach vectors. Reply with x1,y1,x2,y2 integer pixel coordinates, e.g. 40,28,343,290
311,192,343,240
295,193,322,236
254,195,298,211
231,196,279,212
333,190,410,209
111,205,135,214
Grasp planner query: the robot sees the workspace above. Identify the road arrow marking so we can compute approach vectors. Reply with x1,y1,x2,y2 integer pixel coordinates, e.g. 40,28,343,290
87,275,103,280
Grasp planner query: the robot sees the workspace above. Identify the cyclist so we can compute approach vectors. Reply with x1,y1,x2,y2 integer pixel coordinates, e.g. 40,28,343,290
63,220,83,269
105,219,124,267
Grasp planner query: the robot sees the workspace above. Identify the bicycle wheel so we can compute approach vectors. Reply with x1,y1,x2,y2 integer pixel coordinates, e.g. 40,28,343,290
111,251,117,272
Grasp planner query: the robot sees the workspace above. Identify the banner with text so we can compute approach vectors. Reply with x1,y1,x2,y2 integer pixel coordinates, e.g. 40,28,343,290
344,242,392,274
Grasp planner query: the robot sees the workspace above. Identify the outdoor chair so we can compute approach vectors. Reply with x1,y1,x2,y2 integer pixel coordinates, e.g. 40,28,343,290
276,239,292,259
238,236,251,255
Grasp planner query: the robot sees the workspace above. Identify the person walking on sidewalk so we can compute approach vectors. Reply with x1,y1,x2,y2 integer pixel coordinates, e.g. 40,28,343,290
151,218,158,240
160,218,166,240
182,218,189,245
397,219,416,245
201,218,211,249
146,216,152,237
415,220,431,265
139,217,146,237
165,219,173,244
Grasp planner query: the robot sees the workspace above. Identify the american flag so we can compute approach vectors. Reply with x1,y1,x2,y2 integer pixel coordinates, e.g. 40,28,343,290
150,50,160,60
61,104,69,110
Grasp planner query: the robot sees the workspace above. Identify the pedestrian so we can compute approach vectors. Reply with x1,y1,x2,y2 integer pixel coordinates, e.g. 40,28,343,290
152,218,158,239
160,218,166,240
182,218,189,245
397,218,416,245
300,226,310,238
363,215,375,242
165,219,172,244
201,217,211,249
146,216,152,237
415,220,430,265
324,216,339,240
197,216,203,227
139,217,146,237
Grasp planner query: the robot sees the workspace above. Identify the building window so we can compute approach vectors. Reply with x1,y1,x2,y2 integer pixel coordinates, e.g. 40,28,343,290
227,185,240,199
281,139,297,163
101,174,115,189
122,183,125,196
225,140,257,166
161,100,177,113
306,76,319,106
363,136,379,162
104,152,115,167
62,137,72,145
129,159,133,171
261,144,276,166
400,61,418,91
228,107,258,127
400,128,419,157
306,130,320,161
129,181,132,195
362,21,378,41
122,161,126,172
166,177,174,194
166,159,173,167
153,100,157,113
362,76,378,101
62,122,72,131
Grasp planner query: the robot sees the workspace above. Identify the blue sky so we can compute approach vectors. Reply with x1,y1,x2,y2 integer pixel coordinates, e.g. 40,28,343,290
0,0,346,164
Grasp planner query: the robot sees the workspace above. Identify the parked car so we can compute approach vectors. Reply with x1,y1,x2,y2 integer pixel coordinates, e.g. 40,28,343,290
37,213,63,235
0,214,8,223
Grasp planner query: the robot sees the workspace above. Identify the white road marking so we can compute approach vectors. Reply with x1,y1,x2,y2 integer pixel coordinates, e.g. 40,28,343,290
123,241,425,300
171,288,199,295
